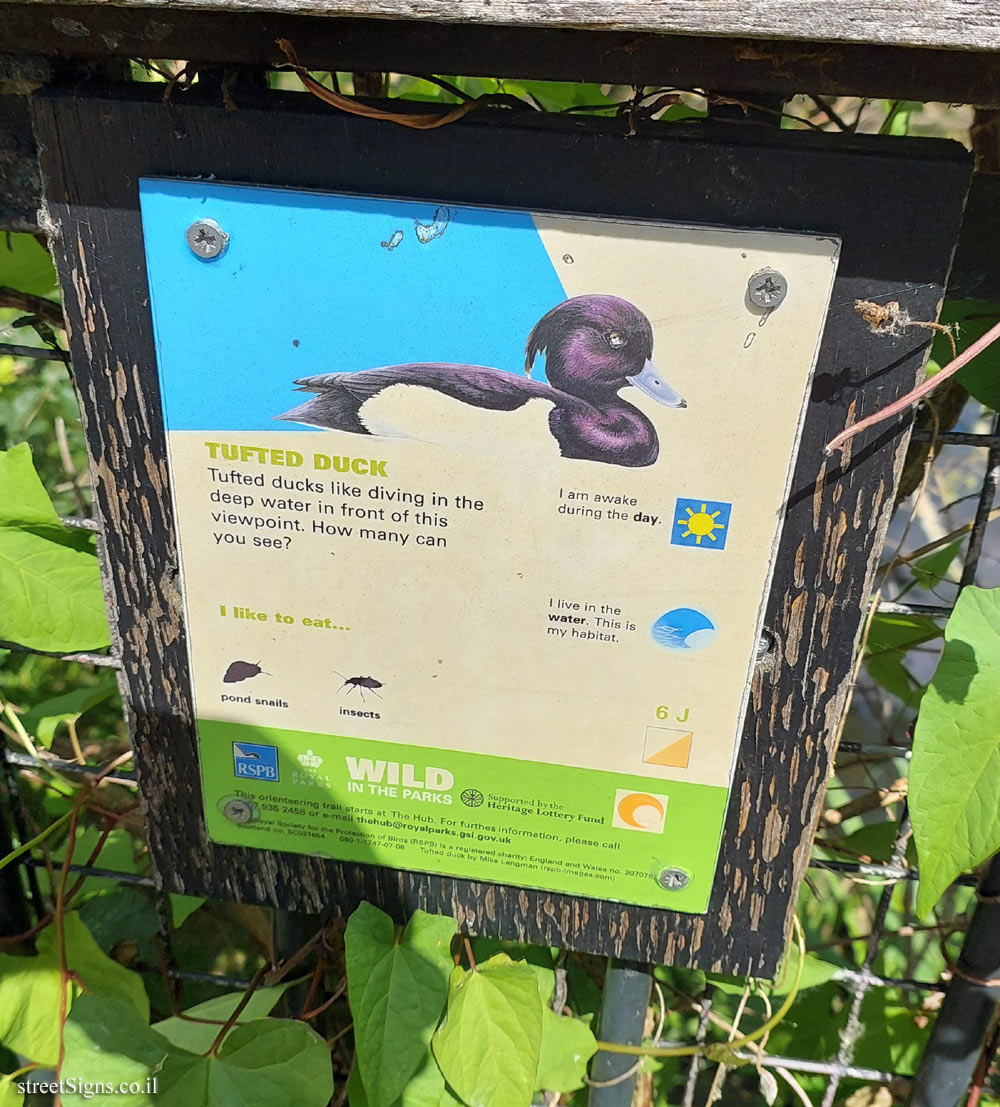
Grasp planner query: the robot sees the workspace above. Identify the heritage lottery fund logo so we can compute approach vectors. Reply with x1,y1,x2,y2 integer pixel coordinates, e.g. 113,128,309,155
612,790,669,833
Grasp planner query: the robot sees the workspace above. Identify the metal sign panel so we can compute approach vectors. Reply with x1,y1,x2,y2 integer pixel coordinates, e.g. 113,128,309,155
139,179,838,914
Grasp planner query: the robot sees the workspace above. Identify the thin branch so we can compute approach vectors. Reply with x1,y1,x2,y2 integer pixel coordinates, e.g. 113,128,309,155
403,73,474,102
826,316,1000,455
0,287,63,328
810,95,851,132
206,963,270,1055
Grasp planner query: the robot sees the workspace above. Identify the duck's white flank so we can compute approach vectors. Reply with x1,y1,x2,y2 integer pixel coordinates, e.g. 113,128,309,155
355,381,559,459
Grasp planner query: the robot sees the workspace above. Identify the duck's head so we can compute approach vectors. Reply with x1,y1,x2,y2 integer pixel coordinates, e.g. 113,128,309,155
525,295,686,408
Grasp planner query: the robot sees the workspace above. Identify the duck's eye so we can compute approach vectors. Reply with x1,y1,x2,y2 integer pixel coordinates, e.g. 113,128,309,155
606,331,628,349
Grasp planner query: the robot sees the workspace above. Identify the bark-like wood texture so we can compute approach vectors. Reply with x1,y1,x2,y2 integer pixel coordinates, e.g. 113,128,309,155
9,0,1000,51
33,85,970,974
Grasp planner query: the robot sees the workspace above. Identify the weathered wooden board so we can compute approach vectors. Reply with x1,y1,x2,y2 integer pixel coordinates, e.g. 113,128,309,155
8,0,1000,51
33,83,970,974
4,5,1000,106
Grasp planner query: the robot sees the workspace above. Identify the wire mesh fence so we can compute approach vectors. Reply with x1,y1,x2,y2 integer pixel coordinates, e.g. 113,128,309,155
1,100,999,1107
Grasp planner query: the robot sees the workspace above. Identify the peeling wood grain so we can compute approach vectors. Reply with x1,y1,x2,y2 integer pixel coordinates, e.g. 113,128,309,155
7,0,1000,51
33,85,970,976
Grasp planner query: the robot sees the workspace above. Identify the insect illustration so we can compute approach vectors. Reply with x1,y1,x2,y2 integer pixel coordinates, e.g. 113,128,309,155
223,661,270,684
334,671,384,702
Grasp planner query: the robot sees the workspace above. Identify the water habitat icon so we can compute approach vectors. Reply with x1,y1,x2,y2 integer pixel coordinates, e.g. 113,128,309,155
671,499,731,549
651,608,718,651
233,741,279,781
612,790,669,833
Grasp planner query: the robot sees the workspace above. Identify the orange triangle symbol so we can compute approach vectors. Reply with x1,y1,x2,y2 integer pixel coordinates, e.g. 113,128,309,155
644,732,693,768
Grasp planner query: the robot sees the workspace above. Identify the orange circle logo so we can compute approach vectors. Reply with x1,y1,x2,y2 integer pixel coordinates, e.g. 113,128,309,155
616,792,666,829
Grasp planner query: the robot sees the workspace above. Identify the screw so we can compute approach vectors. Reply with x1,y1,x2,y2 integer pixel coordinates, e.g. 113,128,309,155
747,268,787,309
756,629,776,660
185,218,228,260
658,867,691,891
220,797,257,824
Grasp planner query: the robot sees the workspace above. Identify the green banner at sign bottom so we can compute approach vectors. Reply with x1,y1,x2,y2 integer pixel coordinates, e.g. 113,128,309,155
199,719,729,913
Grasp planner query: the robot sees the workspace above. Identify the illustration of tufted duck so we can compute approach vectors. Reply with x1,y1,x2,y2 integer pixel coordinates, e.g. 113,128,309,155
275,295,686,468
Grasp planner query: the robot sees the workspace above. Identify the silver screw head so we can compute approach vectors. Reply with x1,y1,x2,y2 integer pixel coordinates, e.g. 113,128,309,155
185,218,228,260
220,796,257,824
747,268,787,309
658,867,691,891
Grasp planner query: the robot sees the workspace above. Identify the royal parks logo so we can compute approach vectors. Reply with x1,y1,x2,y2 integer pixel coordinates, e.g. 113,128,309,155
232,741,279,781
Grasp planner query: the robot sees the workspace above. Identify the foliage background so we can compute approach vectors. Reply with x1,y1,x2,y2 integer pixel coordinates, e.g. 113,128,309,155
0,79,998,1107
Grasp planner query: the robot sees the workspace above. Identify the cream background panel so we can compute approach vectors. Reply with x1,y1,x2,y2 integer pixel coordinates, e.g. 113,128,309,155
167,218,837,792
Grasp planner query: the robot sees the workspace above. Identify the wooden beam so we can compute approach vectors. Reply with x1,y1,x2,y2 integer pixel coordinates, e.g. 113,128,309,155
5,0,1000,51
2,6,1000,106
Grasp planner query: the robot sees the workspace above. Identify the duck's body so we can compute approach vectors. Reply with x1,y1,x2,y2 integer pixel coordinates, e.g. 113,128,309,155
276,295,685,468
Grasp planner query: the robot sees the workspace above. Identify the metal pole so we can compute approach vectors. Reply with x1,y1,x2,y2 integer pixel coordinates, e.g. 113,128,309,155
589,959,653,1107
909,853,1000,1107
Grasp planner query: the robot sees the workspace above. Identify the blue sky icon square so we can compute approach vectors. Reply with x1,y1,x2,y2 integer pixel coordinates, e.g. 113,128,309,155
233,741,279,781
671,498,732,550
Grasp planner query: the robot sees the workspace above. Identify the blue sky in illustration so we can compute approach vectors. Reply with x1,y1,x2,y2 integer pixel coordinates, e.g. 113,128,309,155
139,179,568,432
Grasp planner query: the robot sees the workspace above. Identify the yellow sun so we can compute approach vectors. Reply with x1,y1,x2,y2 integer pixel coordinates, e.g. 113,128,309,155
677,503,726,544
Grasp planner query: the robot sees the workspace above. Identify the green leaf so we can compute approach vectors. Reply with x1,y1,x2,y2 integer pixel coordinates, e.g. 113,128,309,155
932,301,1000,411
909,541,962,591
432,953,543,1107
61,993,173,1107
535,1010,596,1092
348,1053,463,1107
170,893,208,928
155,1019,333,1107
0,912,145,1066
864,612,941,706
0,234,58,297
770,944,843,997
79,886,161,957
0,444,62,530
911,586,1000,913
653,965,706,997
850,993,931,1076
21,678,117,747
866,612,943,658
0,527,110,651
565,958,602,1019
702,971,751,997
0,943,63,1064
469,940,556,1004
0,446,110,652
0,1074,23,1107
835,821,912,865
346,904,455,1107
53,911,150,1019
152,985,293,1052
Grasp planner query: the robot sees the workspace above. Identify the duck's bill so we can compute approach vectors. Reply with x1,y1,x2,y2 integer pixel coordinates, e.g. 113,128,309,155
626,360,687,408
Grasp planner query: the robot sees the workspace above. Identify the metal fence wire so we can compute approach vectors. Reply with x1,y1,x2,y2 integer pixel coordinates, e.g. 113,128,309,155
1,295,999,1107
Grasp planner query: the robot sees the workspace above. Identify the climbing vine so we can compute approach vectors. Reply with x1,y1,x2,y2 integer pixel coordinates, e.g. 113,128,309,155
2,85,1000,1107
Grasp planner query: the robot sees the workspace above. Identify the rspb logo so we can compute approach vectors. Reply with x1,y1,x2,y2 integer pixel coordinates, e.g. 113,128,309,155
232,742,279,781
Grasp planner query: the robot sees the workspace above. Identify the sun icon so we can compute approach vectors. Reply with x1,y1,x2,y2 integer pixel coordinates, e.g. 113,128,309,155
671,498,732,550
678,503,725,544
